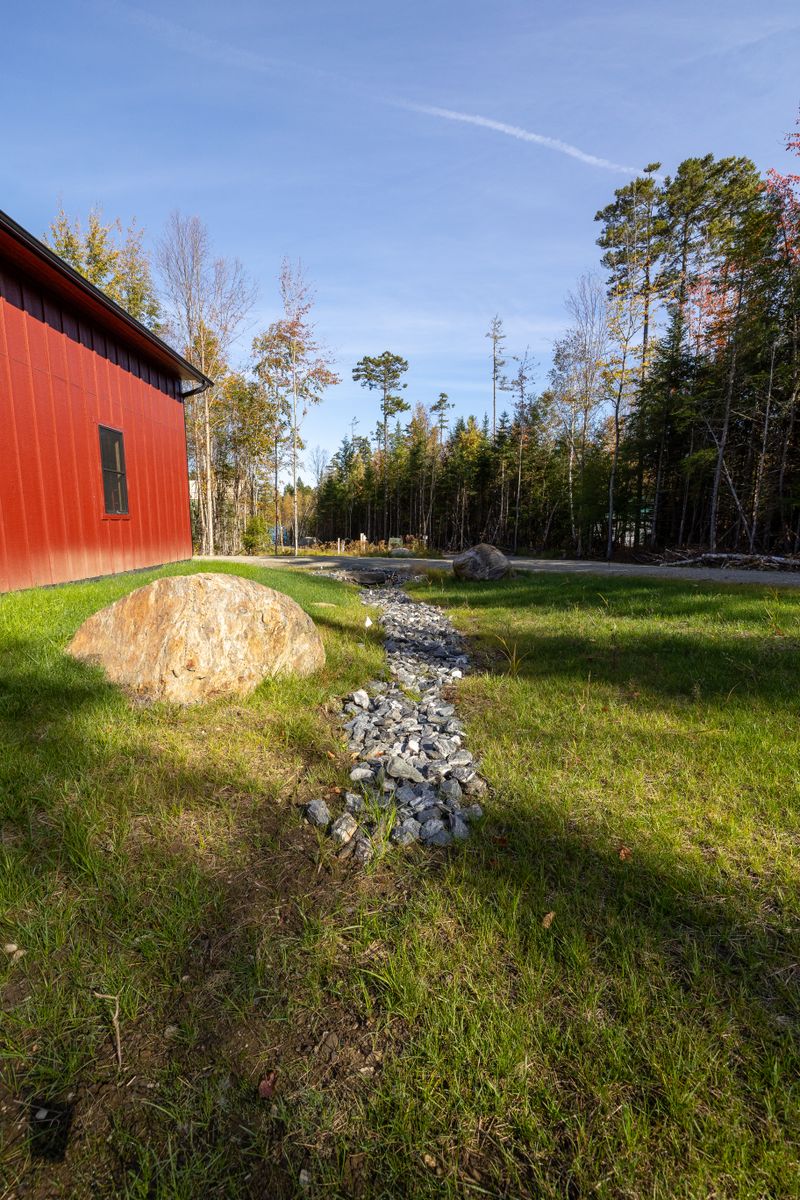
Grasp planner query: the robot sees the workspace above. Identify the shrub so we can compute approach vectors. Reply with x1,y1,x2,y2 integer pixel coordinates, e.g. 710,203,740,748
242,516,267,555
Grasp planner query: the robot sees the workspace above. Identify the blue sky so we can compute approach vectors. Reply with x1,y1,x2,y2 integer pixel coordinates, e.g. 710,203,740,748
3,0,799,462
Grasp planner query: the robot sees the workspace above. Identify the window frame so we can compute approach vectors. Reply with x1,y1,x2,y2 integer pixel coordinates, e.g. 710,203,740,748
98,423,130,520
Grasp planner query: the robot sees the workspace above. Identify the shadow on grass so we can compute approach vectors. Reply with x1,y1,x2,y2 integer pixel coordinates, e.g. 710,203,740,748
422,570,798,625
408,803,800,1196
418,573,800,707
359,572,800,1193
0,634,346,1198
465,796,800,1015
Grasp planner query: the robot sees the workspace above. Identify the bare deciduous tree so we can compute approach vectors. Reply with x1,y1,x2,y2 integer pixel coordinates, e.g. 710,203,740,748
485,315,506,440
551,275,608,556
309,446,330,489
157,212,256,555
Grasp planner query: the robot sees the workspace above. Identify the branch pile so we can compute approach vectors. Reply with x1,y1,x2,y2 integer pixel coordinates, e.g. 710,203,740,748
647,551,800,572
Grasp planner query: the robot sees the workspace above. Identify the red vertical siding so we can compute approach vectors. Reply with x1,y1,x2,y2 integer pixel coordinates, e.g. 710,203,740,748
0,262,192,592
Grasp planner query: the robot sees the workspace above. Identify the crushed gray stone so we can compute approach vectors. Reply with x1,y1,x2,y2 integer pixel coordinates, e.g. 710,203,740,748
305,799,331,828
309,578,488,863
344,792,365,814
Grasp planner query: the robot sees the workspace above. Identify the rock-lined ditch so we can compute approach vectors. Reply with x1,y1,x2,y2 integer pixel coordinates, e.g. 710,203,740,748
306,578,485,862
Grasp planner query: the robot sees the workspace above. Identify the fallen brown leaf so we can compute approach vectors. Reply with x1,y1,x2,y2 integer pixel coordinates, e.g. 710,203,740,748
619,846,633,862
542,911,555,929
258,1071,278,1099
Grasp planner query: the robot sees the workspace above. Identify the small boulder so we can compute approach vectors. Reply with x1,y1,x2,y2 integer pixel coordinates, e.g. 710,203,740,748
452,543,510,582
66,573,325,704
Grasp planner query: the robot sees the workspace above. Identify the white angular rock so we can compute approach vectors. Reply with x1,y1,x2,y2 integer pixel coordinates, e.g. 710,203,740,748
330,813,359,846
350,766,374,782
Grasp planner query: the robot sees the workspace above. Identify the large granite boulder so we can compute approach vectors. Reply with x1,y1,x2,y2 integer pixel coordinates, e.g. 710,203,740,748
452,543,510,582
67,572,325,704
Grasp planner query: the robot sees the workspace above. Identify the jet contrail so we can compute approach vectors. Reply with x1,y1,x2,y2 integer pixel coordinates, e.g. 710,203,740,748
399,102,641,175
104,3,647,177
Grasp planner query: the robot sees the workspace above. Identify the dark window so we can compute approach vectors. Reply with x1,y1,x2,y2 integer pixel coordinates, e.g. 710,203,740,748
99,426,128,515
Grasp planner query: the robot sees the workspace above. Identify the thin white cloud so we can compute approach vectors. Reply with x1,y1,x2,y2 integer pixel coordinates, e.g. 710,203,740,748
102,3,648,179
398,102,641,176
102,0,361,91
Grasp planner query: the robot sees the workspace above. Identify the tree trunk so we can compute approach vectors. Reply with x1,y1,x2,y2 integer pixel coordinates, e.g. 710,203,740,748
607,363,626,560
203,389,215,556
383,407,389,542
514,429,523,554
189,401,206,553
292,374,299,557
709,300,742,550
750,342,778,553
567,420,576,552
274,436,280,556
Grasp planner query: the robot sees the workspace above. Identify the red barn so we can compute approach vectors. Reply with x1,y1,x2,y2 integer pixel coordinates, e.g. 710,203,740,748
0,209,211,593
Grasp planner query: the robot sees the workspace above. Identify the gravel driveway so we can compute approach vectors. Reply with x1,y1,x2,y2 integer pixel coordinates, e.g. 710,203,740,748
196,553,800,589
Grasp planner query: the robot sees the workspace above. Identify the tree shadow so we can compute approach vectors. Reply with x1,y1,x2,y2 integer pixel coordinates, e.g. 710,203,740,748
0,633,355,1198
388,573,800,1191
424,571,797,624
434,794,800,1192
419,575,800,708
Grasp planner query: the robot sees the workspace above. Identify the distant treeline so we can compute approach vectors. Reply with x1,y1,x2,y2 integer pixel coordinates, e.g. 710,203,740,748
48,108,800,557
318,113,800,556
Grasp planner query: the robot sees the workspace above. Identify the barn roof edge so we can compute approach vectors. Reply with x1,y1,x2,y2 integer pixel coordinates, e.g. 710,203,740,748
0,208,214,392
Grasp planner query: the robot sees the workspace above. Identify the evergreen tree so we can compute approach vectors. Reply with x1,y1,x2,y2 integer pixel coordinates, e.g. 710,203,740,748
352,352,410,540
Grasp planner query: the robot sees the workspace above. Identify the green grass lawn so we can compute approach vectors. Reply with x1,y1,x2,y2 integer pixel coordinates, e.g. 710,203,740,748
0,561,385,1198
2,565,799,1198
